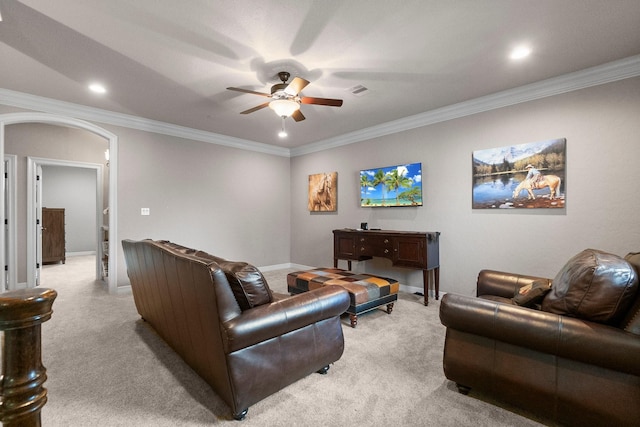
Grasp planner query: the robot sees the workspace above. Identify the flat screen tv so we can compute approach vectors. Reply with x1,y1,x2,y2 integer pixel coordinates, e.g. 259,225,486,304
360,162,423,207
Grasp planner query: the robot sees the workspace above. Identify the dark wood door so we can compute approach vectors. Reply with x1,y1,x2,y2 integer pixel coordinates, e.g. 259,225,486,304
42,208,65,264
392,236,426,268
335,233,357,259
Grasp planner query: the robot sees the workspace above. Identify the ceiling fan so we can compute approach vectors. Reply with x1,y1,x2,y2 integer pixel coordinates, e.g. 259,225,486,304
227,71,343,122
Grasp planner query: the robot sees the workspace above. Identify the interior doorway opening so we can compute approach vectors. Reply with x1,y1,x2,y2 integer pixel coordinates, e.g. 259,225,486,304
28,158,104,287
0,112,119,294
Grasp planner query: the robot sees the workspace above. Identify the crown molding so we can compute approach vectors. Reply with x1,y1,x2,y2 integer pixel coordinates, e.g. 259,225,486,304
290,54,640,156
0,88,290,157
1,55,639,159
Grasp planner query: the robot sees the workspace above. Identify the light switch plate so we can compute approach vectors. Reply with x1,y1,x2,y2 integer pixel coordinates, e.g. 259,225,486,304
141,208,150,215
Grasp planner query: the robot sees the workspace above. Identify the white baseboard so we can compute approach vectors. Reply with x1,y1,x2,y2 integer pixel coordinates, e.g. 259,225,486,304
115,285,132,295
259,263,314,272
400,283,423,294
66,251,97,257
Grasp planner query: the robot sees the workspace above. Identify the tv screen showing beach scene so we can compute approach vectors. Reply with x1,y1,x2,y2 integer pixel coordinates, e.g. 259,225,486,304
360,162,423,207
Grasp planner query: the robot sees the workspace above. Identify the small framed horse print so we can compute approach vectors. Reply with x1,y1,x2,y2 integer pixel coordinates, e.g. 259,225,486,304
472,138,566,209
308,172,338,212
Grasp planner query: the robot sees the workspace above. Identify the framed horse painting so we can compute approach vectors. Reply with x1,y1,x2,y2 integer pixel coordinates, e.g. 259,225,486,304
472,138,566,209
308,172,338,212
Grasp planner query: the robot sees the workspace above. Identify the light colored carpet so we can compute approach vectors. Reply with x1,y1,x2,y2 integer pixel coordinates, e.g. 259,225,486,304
35,255,548,426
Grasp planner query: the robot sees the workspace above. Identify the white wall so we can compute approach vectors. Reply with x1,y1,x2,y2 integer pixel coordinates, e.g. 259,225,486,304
290,77,640,297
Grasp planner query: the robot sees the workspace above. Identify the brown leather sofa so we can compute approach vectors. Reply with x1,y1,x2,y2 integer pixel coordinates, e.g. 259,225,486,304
440,249,640,427
122,239,350,420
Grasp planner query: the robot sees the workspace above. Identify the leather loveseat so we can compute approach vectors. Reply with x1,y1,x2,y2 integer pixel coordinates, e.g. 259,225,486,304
122,239,350,420
439,249,640,427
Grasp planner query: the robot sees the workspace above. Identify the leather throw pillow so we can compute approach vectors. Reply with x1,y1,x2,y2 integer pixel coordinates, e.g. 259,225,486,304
220,261,273,311
513,280,552,308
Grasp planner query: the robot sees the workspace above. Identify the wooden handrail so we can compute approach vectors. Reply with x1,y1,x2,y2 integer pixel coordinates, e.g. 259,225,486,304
0,288,57,427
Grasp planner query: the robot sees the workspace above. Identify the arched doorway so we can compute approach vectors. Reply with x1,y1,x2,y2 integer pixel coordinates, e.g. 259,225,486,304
0,112,118,294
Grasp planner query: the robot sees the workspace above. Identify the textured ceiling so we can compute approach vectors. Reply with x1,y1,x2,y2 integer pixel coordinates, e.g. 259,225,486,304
1,0,640,149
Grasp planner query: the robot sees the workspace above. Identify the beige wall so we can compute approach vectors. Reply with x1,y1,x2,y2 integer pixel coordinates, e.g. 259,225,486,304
290,77,640,296
1,113,292,288
114,125,292,286
2,77,639,293
5,123,108,283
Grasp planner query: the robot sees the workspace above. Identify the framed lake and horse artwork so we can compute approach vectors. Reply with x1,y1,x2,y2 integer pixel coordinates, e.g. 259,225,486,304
308,172,338,212
472,138,566,209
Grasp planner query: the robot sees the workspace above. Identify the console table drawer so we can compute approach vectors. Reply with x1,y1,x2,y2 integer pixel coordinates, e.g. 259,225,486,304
357,235,392,257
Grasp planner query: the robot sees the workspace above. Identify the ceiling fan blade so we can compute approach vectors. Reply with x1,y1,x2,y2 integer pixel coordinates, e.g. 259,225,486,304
284,77,310,96
300,97,343,107
292,109,306,122
240,102,270,114
227,87,271,97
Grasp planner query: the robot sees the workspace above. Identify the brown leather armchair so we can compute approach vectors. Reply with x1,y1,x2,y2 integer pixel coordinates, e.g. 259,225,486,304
440,250,640,427
122,239,350,420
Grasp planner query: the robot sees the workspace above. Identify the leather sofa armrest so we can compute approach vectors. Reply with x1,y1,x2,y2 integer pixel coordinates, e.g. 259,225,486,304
222,285,350,353
440,293,640,376
477,269,551,298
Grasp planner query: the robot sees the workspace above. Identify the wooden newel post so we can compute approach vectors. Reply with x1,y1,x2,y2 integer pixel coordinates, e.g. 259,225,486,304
0,288,57,427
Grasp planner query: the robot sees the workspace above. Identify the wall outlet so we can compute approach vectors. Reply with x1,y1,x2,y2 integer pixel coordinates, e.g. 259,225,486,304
141,208,150,216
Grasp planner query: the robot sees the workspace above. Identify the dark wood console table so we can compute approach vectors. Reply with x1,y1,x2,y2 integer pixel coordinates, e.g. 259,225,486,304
333,229,440,306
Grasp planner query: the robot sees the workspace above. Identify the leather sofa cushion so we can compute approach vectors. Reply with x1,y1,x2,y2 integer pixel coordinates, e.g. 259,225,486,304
542,249,639,325
219,261,273,311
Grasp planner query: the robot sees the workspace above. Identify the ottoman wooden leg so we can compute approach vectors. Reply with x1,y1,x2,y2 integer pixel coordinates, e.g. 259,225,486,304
386,303,394,314
349,314,358,328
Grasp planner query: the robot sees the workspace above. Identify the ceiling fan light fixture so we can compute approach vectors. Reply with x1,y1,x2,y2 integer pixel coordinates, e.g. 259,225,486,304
269,99,300,117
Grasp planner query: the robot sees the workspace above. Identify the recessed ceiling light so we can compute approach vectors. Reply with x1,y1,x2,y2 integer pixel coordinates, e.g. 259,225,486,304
88,83,107,94
510,46,532,60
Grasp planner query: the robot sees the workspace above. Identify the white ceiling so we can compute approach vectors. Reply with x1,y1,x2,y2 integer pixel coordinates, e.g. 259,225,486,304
1,0,640,151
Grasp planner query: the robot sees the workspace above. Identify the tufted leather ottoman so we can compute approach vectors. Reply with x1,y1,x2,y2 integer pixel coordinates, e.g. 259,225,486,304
287,268,399,327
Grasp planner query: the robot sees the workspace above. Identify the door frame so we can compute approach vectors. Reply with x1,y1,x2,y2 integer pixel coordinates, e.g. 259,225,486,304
28,158,104,286
0,112,119,294
3,155,17,290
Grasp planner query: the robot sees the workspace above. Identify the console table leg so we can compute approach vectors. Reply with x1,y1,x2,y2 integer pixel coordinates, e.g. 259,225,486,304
435,267,440,300
423,269,429,306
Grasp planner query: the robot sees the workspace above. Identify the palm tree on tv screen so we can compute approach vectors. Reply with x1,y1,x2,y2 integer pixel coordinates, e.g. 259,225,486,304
372,169,386,205
360,173,374,205
399,187,422,205
385,169,413,205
